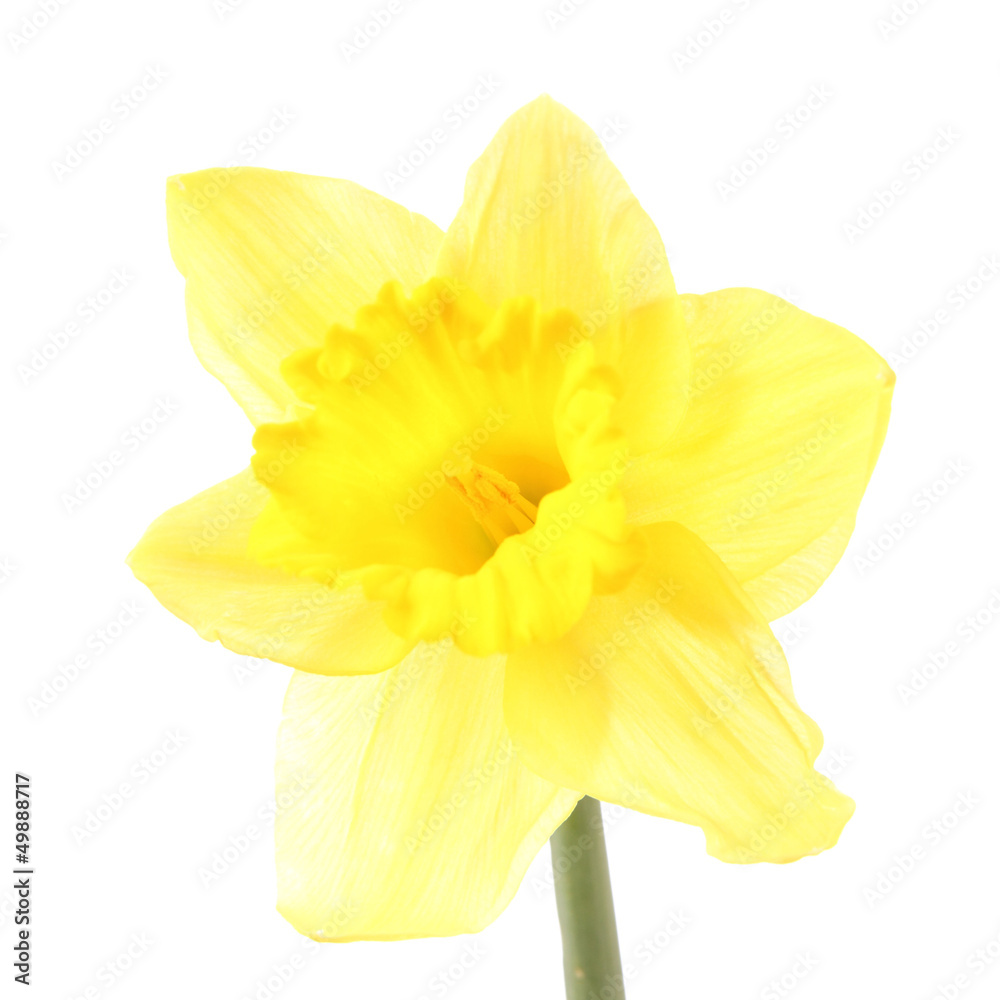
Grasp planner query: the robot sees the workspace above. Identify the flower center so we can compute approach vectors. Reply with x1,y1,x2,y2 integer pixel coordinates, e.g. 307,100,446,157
248,277,646,654
445,462,538,546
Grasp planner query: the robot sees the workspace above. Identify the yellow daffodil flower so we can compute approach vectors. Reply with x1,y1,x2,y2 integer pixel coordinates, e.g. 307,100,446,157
129,96,893,942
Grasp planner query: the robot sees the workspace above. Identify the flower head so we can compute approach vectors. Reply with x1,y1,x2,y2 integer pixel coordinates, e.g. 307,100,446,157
129,96,893,941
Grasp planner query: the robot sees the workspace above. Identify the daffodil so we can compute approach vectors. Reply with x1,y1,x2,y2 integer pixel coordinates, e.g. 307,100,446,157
129,96,893,946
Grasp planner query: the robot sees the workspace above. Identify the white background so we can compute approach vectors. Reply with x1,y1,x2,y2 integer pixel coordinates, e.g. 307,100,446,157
3,0,1000,997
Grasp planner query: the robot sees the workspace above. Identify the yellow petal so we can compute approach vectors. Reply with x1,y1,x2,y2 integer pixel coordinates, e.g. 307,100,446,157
504,521,854,864
275,643,581,940
126,469,412,674
167,168,443,425
623,288,893,620
437,95,690,455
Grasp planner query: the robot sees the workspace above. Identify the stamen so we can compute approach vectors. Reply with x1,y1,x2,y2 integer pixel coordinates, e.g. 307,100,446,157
512,494,539,522
446,462,536,544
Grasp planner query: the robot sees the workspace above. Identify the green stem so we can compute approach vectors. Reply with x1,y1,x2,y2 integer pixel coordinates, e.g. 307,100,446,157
550,796,625,1000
